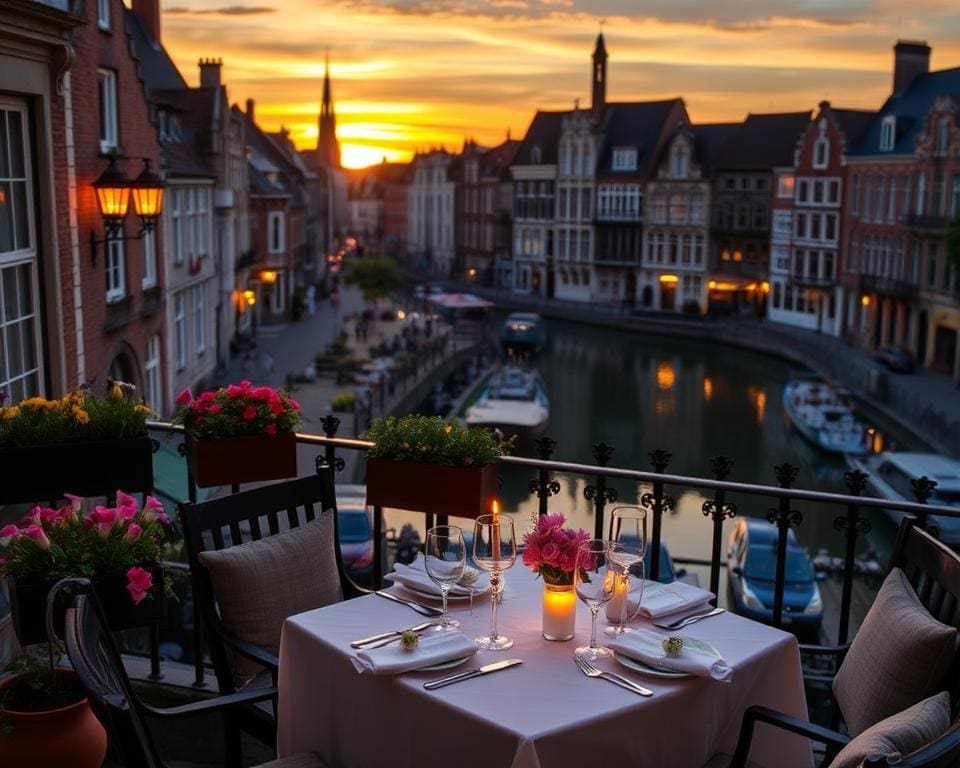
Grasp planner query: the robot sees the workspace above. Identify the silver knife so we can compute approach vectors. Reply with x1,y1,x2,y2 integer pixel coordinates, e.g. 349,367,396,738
423,658,522,690
375,590,444,617
351,622,436,649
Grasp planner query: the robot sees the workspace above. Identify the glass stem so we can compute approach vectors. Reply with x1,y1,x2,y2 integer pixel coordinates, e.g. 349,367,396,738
490,571,501,640
441,586,449,625
618,571,628,630
589,605,599,649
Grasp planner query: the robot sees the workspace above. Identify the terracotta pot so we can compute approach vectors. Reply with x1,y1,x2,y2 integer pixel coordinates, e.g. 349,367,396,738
0,671,107,768
365,458,500,518
185,431,298,487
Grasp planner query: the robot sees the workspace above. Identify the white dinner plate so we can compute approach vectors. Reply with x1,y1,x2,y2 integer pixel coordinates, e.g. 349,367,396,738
399,583,486,603
414,655,472,673
613,652,691,679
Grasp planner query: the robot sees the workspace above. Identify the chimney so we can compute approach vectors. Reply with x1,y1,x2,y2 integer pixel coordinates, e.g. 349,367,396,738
246,98,255,123
132,0,161,44
893,40,931,95
199,58,222,89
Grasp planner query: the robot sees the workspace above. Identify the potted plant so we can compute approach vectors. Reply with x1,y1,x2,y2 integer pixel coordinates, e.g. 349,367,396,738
0,491,171,645
362,415,513,518
174,380,302,487
0,643,107,768
0,382,154,504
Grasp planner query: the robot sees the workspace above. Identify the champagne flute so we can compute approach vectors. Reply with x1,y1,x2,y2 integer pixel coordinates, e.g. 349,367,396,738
574,539,615,660
424,525,466,629
472,513,517,651
605,506,647,636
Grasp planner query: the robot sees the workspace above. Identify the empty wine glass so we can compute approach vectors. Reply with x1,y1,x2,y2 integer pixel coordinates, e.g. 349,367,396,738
605,507,647,637
574,539,616,660
472,513,517,651
425,525,466,629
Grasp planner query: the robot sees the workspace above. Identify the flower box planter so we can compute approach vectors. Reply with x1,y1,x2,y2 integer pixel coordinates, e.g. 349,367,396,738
185,431,298,488
9,564,166,646
365,458,499,519
0,436,154,505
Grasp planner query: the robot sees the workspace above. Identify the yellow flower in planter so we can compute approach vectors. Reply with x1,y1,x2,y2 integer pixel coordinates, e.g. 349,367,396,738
110,382,124,402
134,404,152,417
71,406,90,425
21,397,48,410
1,406,20,420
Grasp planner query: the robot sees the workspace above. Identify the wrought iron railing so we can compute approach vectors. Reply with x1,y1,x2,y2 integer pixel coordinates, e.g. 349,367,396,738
143,420,958,688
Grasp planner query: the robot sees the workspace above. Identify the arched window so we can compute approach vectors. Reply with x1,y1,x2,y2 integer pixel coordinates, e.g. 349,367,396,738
531,145,542,164
813,136,829,169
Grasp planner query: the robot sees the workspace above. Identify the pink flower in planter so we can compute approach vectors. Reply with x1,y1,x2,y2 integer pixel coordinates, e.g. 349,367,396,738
124,523,143,542
0,524,20,542
288,398,301,411
239,379,252,390
22,524,51,550
175,388,193,405
116,490,139,511
269,400,286,415
242,405,258,421
226,384,244,398
265,422,278,435
207,404,222,415
142,496,170,525
252,386,274,401
25,506,61,527
89,505,120,538
126,566,154,605
199,390,216,403
62,493,84,518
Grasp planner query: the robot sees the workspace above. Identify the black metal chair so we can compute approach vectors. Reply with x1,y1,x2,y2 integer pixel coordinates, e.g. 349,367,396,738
178,465,360,754
727,517,960,768
58,579,326,768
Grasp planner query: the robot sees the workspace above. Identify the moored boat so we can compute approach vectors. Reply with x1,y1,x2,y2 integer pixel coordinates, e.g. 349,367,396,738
500,313,546,357
783,377,870,455
464,365,549,444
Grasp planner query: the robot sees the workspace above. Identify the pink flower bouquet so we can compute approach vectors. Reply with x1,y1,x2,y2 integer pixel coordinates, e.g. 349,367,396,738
522,513,592,586
173,381,301,439
0,491,171,605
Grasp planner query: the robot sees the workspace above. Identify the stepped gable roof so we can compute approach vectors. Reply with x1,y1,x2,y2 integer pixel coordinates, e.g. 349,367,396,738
125,8,186,91
850,67,960,156
150,88,217,178
513,111,567,165
596,99,686,178
692,122,740,174
830,108,875,149
713,112,812,170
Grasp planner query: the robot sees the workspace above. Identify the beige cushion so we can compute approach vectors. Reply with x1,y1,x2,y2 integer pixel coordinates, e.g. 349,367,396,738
833,568,957,736
829,692,952,768
199,514,342,681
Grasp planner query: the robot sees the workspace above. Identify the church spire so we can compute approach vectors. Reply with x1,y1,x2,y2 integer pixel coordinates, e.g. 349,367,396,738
317,50,341,167
592,30,607,119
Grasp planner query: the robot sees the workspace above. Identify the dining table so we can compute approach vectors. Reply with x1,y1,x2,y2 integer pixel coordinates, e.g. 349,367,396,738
277,568,813,768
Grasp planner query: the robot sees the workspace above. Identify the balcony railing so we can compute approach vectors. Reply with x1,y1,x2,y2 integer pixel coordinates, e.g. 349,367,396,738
903,213,948,232
789,274,835,289
138,421,957,688
859,274,919,300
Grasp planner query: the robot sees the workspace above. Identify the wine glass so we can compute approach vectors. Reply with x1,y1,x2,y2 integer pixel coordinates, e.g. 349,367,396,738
424,525,466,629
472,513,517,651
574,539,616,660
604,507,647,636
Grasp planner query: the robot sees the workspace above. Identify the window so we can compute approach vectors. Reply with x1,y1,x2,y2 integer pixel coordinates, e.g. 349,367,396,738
927,243,938,289
888,177,897,222
105,238,124,302
880,116,896,151
193,285,205,354
196,188,208,256
813,137,829,169
828,180,840,205
935,117,950,157
952,174,960,217
773,211,792,239
851,175,860,214
271,272,285,314
825,214,837,241
531,146,542,164
174,293,186,370
794,212,807,239
777,175,795,198
144,335,161,413
916,173,926,215
903,176,911,218
268,212,284,253
98,0,110,30
98,69,118,152
875,178,885,223
170,190,183,264
671,145,689,178
797,179,809,203
141,230,156,289
612,148,637,172
813,180,824,204
581,189,591,219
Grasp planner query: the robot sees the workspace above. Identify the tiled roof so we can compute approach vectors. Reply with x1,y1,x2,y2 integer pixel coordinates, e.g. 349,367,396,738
125,8,186,91
596,99,686,178
513,111,567,165
850,67,960,155
151,88,217,178
831,108,876,150
713,112,812,170
692,122,741,174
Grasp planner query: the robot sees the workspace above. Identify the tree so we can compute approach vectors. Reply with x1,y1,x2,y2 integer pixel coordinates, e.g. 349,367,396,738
344,257,406,303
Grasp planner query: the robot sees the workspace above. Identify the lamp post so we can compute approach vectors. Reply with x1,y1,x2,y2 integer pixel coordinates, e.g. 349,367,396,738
90,156,165,265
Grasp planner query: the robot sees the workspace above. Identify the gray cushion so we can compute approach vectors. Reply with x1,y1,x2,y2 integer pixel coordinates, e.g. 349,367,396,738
829,692,952,768
833,568,957,736
199,514,342,681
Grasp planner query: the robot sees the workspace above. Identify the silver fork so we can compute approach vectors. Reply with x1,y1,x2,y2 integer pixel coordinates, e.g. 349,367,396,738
653,607,725,631
573,654,653,697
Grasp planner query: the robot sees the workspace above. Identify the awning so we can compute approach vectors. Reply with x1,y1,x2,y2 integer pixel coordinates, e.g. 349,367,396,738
427,293,494,310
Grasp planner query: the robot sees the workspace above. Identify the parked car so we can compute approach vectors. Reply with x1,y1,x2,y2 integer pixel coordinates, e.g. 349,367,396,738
336,485,375,583
875,345,915,373
726,517,822,640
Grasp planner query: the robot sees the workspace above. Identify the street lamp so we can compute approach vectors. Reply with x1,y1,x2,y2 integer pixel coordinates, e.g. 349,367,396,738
90,156,165,266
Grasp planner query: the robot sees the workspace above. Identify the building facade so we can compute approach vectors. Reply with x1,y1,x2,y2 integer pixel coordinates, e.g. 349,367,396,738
407,150,456,277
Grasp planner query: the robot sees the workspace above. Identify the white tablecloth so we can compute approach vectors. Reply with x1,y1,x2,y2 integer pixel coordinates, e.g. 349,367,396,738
277,570,813,768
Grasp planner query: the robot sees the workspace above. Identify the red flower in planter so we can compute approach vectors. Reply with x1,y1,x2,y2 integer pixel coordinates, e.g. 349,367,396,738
126,566,154,605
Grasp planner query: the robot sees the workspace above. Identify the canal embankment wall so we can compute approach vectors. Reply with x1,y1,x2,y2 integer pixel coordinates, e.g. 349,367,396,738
461,288,960,459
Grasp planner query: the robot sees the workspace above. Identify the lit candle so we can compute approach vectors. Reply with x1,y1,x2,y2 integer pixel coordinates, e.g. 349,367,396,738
605,571,629,623
542,584,576,641
491,499,501,562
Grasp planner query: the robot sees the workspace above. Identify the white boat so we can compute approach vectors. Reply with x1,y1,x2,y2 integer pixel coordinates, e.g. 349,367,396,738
465,366,549,443
783,378,870,455
847,452,960,545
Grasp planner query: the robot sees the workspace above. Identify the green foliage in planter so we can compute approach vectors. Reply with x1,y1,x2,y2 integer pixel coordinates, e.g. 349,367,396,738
1,645,83,722
363,414,514,468
331,392,358,413
0,387,151,448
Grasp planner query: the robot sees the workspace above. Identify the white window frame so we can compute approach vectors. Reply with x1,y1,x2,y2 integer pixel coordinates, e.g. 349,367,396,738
105,238,125,303
196,188,208,256
813,137,829,169
671,145,689,178
98,0,111,30
268,211,285,254
271,272,285,315
777,174,795,199
612,148,637,172
141,230,156,289
193,285,206,354
170,189,183,264
145,335,161,413
880,116,896,152
98,69,118,153
174,293,186,370
917,172,926,216
935,117,950,157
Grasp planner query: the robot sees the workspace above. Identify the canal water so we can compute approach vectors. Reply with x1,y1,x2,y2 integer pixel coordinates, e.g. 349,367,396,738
466,315,922,586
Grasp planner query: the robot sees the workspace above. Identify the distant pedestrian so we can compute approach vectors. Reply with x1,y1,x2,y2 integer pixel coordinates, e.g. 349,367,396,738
261,351,274,375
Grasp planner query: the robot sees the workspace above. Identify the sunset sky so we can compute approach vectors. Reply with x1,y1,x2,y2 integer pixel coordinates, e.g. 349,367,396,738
160,1,960,169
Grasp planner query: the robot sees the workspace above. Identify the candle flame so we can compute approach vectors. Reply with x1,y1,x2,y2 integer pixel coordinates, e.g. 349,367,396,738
492,499,499,520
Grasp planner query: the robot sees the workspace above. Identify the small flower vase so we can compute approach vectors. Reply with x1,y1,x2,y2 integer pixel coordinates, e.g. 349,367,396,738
542,582,576,641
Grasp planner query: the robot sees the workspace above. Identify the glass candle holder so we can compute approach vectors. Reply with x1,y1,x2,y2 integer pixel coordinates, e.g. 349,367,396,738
542,582,576,641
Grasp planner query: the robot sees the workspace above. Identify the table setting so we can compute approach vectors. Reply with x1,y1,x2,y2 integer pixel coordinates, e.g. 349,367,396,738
277,506,813,768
